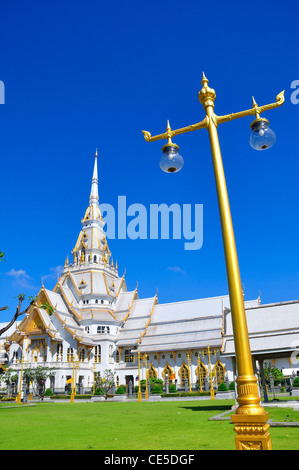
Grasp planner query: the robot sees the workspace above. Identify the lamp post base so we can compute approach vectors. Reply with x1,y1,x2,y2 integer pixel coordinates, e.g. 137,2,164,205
231,374,272,450
231,412,272,450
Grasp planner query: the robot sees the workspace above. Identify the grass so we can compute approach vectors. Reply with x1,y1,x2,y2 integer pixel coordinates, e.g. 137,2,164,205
0,399,299,450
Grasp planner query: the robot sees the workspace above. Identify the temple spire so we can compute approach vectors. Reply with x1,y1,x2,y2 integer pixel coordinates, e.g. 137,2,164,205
71,148,111,267
89,149,99,205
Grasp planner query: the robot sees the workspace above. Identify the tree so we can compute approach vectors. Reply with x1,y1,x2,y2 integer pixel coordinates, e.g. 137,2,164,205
23,366,55,400
0,252,55,337
0,368,19,396
0,293,54,337
263,362,284,386
100,369,116,400
0,294,34,337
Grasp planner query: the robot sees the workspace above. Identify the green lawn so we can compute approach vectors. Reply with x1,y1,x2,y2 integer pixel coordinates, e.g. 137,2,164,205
0,400,298,450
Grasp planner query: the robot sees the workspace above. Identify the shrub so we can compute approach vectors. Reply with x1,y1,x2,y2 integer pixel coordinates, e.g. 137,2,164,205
218,382,229,392
150,378,163,387
116,386,125,395
45,388,53,396
161,391,210,398
169,384,177,393
50,395,92,399
229,381,235,390
151,385,163,394
293,377,299,388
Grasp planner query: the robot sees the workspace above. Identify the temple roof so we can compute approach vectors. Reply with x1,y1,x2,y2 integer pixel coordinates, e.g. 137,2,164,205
222,299,299,356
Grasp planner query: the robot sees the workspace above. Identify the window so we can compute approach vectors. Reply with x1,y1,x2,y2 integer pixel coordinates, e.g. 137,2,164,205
67,348,74,362
94,345,101,363
56,344,63,361
12,351,19,364
97,325,110,334
179,363,189,386
85,326,90,333
148,365,157,380
162,364,174,384
196,361,207,390
214,360,225,384
79,349,85,362
124,350,135,363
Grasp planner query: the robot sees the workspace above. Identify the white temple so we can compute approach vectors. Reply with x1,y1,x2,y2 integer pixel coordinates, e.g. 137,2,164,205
1,151,298,395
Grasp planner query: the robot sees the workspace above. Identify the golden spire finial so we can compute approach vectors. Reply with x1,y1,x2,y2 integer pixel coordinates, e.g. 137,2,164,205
201,71,209,87
164,120,178,149
198,72,216,109
252,96,258,108
252,96,261,120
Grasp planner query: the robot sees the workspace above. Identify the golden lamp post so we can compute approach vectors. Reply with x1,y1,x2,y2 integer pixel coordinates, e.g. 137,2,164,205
196,357,204,393
70,357,78,403
142,74,285,450
16,352,26,404
186,353,192,392
143,353,149,399
199,345,217,400
137,349,142,402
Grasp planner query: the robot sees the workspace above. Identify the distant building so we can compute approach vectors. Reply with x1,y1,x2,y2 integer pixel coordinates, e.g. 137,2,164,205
1,152,298,394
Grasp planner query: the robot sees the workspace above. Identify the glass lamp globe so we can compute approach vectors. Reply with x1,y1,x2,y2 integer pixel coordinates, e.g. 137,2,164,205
159,143,184,173
249,118,276,150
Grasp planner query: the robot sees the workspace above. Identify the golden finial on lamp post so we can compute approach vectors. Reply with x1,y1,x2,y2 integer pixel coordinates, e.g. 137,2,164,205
142,73,284,450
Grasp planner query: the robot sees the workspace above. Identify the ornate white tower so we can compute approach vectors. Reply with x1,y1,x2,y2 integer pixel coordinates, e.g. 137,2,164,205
60,150,126,313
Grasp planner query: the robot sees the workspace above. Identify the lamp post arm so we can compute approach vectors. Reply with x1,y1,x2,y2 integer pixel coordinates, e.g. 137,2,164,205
141,90,285,143
215,90,285,125
142,116,207,143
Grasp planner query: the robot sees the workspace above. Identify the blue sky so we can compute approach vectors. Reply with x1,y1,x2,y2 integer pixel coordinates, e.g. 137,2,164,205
0,0,298,322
